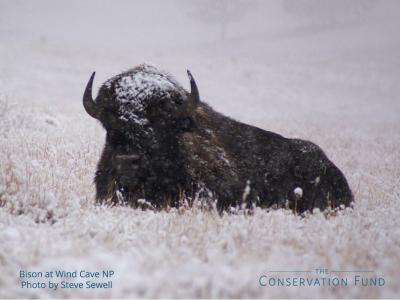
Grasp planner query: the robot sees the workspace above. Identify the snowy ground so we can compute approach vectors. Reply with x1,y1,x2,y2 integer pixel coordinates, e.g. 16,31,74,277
1,0,400,298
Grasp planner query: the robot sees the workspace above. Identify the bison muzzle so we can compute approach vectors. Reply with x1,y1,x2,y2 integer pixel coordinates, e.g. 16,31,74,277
83,64,353,213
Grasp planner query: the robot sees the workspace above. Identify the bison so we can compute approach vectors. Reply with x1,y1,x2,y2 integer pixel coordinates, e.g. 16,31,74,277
83,64,353,213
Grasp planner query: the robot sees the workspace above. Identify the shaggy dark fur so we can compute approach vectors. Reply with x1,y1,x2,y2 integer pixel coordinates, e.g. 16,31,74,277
83,64,353,213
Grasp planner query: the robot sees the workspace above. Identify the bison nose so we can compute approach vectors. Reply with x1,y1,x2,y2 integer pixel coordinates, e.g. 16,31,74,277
114,154,140,171
120,175,139,187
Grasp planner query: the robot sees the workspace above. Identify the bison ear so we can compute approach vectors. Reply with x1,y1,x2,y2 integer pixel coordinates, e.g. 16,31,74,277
186,70,200,103
83,72,101,119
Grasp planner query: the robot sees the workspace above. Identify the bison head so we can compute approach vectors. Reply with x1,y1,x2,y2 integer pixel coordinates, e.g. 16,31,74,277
83,64,200,206
83,64,200,139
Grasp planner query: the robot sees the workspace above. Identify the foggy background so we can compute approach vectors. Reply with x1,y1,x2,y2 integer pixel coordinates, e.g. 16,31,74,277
1,0,399,128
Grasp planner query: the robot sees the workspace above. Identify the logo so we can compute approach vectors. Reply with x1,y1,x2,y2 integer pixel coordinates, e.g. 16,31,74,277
259,268,385,288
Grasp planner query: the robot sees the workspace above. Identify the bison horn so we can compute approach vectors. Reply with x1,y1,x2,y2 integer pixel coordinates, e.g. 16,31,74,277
83,72,100,119
187,70,200,103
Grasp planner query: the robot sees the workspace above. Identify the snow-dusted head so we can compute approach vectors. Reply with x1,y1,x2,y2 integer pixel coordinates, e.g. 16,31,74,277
83,64,200,140
83,64,202,205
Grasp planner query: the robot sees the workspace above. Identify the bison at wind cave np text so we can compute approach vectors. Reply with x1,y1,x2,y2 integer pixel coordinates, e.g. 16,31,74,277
83,64,353,213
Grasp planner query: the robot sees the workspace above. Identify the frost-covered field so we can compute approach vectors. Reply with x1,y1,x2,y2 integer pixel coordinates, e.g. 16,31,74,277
1,0,400,298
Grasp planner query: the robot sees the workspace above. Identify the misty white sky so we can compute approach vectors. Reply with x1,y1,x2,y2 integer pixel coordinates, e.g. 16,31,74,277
0,0,399,126
2,0,399,54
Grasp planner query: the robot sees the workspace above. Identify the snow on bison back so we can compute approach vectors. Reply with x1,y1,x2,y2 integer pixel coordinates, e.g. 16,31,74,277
82,64,353,213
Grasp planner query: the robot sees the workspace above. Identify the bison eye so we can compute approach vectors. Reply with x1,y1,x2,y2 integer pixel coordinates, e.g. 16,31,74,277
115,154,140,165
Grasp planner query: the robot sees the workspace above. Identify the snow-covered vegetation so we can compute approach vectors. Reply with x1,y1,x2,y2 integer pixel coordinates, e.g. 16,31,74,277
0,0,399,298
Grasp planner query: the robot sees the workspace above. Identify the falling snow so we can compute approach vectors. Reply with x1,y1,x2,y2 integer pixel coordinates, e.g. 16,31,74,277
0,1,400,298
